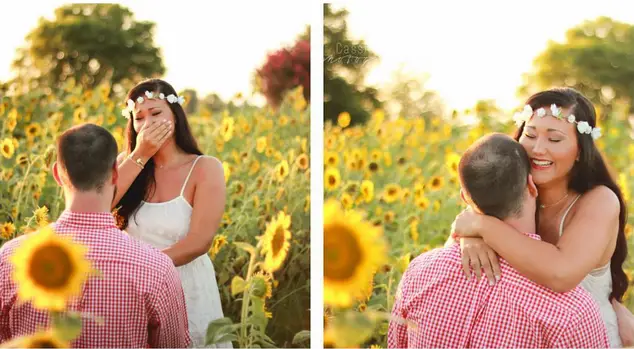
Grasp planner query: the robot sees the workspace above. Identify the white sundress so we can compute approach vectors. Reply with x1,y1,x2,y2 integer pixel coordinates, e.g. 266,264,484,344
126,155,233,348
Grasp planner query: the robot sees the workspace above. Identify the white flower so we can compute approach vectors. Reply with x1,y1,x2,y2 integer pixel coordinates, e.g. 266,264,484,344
523,105,533,114
536,108,546,118
126,99,135,108
145,91,154,99
136,96,144,104
513,112,525,126
177,95,185,105
159,93,165,100
166,94,177,104
577,121,592,134
121,109,129,118
550,104,561,117
567,114,576,123
591,127,602,140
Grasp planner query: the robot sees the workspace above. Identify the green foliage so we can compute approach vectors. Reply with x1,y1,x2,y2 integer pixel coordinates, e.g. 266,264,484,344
519,16,634,117
11,4,165,93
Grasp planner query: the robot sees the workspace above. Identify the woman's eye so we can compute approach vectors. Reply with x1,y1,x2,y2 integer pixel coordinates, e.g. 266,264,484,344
550,139,562,143
524,133,536,139
152,112,161,116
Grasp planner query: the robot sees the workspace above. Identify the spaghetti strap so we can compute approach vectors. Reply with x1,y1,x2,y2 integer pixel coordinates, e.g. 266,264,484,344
558,194,582,237
180,156,203,196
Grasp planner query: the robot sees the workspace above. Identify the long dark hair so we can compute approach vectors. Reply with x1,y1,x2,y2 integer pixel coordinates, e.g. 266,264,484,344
114,79,202,230
513,87,629,302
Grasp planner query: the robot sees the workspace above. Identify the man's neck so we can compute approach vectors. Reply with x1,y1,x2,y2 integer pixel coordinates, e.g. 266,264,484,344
502,210,536,236
65,192,112,214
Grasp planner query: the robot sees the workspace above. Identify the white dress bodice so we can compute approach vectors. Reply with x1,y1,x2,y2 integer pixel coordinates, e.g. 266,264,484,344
125,156,232,348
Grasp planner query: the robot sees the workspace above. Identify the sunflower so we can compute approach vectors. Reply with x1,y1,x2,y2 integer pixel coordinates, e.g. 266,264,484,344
0,330,69,348
25,123,41,139
360,180,374,203
384,211,395,223
275,160,289,182
382,184,402,203
324,151,339,167
337,112,351,128
416,196,430,211
325,167,341,192
261,211,292,273
234,181,245,195
256,137,267,153
222,162,231,183
16,153,28,167
341,193,354,210
446,152,461,176
33,206,49,227
10,225,92,311
251,271,273,299
222,117,235,141
249,160,261,176
296,154,309,170
324,199,387,308
210,234,228,258
6,117,17,132
1,138,14,159
410,219,420,242
73,107,87,124
429,176,444,191
1,222,16,240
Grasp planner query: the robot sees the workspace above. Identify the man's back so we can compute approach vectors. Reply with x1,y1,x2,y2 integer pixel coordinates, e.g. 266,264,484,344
388,233,609,348
0,211,191,348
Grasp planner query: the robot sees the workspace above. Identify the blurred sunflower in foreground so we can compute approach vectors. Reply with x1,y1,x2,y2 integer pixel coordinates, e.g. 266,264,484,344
10,225,92,311
324,199,388,308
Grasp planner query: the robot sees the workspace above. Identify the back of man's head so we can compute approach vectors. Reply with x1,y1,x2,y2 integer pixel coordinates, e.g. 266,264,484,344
56,123,118,193
458,133,531,220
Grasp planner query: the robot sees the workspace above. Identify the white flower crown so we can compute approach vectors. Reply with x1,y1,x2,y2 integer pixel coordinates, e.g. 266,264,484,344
121,90,186,119
513,104,602,140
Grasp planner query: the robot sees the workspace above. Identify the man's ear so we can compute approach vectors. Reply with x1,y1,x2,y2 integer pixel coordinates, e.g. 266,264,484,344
52,162,63,187
527,174,538,198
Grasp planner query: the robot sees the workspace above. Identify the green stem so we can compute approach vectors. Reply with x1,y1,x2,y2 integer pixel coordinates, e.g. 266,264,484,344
239,250,257,348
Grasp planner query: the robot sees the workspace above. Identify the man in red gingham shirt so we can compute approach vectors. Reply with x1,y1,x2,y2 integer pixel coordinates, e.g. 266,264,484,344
388,133,609,349
0,124,191,348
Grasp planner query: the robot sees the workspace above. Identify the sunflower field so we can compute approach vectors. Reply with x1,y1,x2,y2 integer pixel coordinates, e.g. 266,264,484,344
0,79,310,348
323,108,634,348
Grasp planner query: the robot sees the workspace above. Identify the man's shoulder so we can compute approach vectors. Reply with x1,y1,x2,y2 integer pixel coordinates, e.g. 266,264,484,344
405,246,459,280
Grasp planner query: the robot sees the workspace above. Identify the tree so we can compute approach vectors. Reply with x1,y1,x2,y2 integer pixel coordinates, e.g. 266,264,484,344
11,3,165,94
518,16,634,119
253,26,310,109
383,64,445,122
323,4,383,126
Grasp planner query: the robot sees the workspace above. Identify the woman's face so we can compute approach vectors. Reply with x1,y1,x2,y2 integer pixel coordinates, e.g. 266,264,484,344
518,110,579,186
131,96,176,134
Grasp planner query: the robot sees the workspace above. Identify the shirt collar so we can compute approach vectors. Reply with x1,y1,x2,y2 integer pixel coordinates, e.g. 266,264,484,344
56,210,118,230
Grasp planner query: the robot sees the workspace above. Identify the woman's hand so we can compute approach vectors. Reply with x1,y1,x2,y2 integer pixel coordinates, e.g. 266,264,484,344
134,119,173,160
612,298,634,347
451,207,485,239
460,237,501,285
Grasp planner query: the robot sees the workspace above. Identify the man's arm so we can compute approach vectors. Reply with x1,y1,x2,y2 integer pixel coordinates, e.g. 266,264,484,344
554,300,609,348
388,271,410,348
147,265,191,348
0,248,13,342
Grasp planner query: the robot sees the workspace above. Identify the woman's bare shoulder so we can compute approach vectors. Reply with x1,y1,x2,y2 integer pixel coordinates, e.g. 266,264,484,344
577,185,620,217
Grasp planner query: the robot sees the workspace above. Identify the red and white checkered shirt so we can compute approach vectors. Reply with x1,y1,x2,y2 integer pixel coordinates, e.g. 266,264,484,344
0,210,192,348
388,232,609,349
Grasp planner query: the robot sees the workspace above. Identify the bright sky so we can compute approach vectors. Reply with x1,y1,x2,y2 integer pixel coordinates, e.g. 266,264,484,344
334,0,634,112
0,0,311,105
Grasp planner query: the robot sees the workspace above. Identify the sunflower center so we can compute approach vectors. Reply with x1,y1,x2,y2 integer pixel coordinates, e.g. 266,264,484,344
28,243,74,289
432,178,440,187
324,223,362,281
271,226,286,257
29,339,60,348
328,175,336,186
388,188,397,196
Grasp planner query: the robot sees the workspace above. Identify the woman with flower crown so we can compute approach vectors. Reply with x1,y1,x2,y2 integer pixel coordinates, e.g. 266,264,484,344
112,78,233,348
449,87,632,348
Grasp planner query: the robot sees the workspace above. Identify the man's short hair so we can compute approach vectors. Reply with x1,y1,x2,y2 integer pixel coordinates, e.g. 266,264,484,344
458,133,531,220
56,123,118,192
